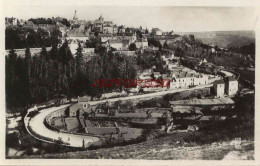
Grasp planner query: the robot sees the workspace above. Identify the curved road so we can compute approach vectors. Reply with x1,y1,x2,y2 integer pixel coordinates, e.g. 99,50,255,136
24,66,236,149
25,104,100,148
25,83,214,148
88,84,213,105
221,70,235,77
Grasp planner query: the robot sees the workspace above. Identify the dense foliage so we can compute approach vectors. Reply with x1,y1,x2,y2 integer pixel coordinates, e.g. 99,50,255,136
168,38,254,68
27,17,70,27
5,27,255,112
28,18,56,25
129,43,137,51
60,18,71,27
136,50,168,74
6,41,137,112
148,38,162,48
229,43,255,60
5,27,53,49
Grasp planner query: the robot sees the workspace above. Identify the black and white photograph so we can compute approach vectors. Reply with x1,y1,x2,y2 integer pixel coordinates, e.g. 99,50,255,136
2,0,259,163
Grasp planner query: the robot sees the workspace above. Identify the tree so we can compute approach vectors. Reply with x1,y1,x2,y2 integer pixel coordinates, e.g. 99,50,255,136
60,18,71,27
125,28,131,33
75,43,84,72
125,100,134,109
155,51,162,59
39,46,48,77
58,40,73,65
136,30,143,38
50,44,59,60
24,48,32,106
49,28,62,60
40,46,49,61
5,27,26,49
6,48,32,110
6,49,17,97
163,42,169,49
139,88,144,94
148,38,162,48
145,28,149,34
50,28,62,47
28,18,55,24
47,18,54,24
175,47,184,57
150,73,155,79
8,49,17,62
114,100,122,108
25,47,31,79
37,28,51,47
26,29,40,48
129,43,137,51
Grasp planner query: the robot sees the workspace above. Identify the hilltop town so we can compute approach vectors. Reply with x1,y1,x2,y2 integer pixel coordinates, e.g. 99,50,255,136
5,11,255,159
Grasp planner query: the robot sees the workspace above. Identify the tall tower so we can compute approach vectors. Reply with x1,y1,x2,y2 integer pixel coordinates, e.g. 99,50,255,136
99,14,104,22
73,10,78,21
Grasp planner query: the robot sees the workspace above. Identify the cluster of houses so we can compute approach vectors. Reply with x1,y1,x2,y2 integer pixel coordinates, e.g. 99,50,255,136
136,54,210,91
6,10,179,56
170,71,209,89
5,17,68,36
67,11,149,52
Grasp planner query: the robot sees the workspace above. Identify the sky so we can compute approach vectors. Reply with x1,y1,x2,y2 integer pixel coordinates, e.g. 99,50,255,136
3,6,258,32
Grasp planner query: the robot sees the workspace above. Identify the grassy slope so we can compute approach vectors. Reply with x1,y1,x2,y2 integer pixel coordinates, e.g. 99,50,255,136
177,31,255,48
25,119,254,159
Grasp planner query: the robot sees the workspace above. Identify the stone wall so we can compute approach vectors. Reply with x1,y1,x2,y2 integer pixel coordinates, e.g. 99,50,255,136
5,47,52,57
45,106,68,131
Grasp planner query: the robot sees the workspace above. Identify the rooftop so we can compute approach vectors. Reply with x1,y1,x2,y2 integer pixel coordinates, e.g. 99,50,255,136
169,97,235,106
78,96,91,102
103,24,112,27
85,127,117,135
171,106,203,114
214,79,225,84
100,34,113,37
153,72,161,76
104,21,113,24
67,31,88,37
70,103,84,112
71,24,81,29
109,39,122,44
122,39,130,45
152,28,162,31
227,76,237,82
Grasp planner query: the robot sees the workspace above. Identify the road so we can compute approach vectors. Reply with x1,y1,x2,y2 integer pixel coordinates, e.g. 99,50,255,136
88,84,213,105
25,83,213,148
221,70,234,77
25,104,100,148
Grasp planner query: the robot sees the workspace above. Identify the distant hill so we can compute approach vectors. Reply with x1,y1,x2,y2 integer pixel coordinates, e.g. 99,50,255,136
176,31,255,48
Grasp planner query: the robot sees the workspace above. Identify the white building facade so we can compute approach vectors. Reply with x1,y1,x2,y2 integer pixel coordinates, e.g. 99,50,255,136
226,77,238,96
213,80,225,97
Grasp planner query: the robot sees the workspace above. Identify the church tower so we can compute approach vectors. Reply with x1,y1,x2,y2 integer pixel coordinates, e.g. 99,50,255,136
99,14,104,23
73,10,78,21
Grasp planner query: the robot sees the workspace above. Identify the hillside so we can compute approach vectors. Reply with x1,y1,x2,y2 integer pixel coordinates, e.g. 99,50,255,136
26,138,254,159
166,35,254,68
177,31,255,48
18,116,254,159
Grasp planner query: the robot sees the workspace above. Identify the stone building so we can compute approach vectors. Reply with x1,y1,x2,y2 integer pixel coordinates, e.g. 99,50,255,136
69,103,84,117
213,79,225,97
113,24,118,34
226,76,238,96
151,28,163,35
170,71,209,89
103,24,113,34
